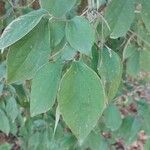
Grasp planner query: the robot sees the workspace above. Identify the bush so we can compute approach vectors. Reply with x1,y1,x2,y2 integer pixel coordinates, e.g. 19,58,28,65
0,0,150,149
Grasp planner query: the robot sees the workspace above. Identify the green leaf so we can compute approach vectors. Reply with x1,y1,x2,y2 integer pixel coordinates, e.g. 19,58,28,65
141,0,150,33
126,50,140,77
6,97,19,122
40,0,76,17
81,131,109,150
30,61,62,117
140,49,150,72
105,0,135,38
65,16,95,55
58,61,105,141
7,19,50,83
137,22,150,48
61,44,77,61
123,44,137,60
49,20,66,48
0,109,10,135
9,121,17,135
104,104,122,131
116,116,134,141
98,49,122,101
138,100,150,134
128,117,141,144
116,116,141,144
0,9,47,50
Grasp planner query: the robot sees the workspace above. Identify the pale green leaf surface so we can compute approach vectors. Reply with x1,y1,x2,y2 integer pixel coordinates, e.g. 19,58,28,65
140,50,150,72
7,19,50,83
81,131,109,150
116,116,141,144
0,9,47,50
126,50,140,77
6,97,19,122
128,117,141,144
61,44,77,61
98,49,122,101
58,61,105,141
138,101,150,135
105,0,135,38
141,0,150,32
123,44,137,60
137,23,150,48
104,104,122,131
0,109,10,135
116,116,134,141
40,0,76,17
49,20,65,48
30,61,62,117
66,16,95,55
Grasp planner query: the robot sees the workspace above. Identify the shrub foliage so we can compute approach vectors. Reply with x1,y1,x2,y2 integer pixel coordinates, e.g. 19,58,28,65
0,0,150,149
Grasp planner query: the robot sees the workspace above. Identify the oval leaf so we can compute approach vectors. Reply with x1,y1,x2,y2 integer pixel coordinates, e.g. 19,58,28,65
105,0,135,39
58,61,105,141
65,16,95,55
104,104,122,131
0,9,47,50
49,20,65,48
30,61,62,117
7,19,50,83
98,49,122,101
